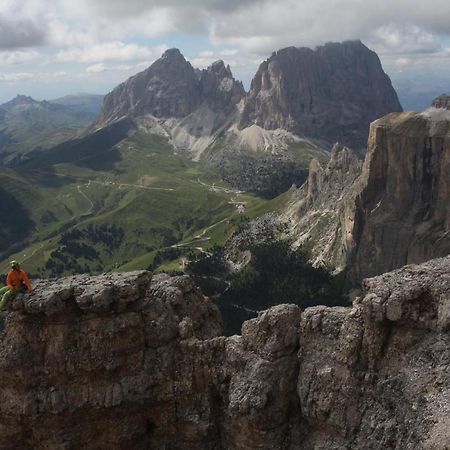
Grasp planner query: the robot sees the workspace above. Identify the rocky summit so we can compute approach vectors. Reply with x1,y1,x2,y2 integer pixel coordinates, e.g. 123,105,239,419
94,49,245,159
239,41,402,151
0,257,449,449
94,42,401,159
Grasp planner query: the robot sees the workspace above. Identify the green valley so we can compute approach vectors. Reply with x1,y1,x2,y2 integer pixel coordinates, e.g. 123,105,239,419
0,130,293,278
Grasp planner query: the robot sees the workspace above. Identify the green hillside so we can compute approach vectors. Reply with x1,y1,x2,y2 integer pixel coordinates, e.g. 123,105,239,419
0,95,97,166
0,131,290,277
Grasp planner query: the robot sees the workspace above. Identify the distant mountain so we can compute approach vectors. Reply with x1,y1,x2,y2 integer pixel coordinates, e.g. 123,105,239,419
50,93,104,116
240,41,402,151
0,95,98,166
89,42,401,196
94,49,245,160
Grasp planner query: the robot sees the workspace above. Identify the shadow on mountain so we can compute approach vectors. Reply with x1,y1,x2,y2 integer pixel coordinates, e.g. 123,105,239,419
186,239,348,336
0,187,34,255
22,118,134,172
22,166,71,189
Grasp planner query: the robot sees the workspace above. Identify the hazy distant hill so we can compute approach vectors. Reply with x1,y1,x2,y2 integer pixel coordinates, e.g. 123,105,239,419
50,93,104,116
0,94,102,166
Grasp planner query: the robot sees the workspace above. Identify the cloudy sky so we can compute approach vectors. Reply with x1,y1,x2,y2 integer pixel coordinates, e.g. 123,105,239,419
0,0,449,108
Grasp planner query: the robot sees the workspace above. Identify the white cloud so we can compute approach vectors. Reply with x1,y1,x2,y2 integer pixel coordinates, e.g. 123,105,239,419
0,50,41,65
0,72,33,82
370,25,441,55
0,0,449,102
57,42,168,64
86,63,106,73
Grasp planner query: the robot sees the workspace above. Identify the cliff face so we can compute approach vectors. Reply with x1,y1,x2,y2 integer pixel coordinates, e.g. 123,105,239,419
351,105,450,280
239,41,402,151
1,258,449,449
287,97,450,280
95,49,245,130
285,143,363,271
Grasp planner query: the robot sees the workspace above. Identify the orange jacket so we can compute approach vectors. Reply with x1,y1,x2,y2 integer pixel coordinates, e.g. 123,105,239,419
6,269,32,291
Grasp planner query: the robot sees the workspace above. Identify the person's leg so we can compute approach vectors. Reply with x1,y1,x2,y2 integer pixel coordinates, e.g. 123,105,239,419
0,287,12,310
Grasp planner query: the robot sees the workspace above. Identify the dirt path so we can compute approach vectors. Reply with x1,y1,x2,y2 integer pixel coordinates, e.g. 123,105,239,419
77,185,94,216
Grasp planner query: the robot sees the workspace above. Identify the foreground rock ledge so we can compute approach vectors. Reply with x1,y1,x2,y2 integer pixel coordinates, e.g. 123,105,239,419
0,259,449,449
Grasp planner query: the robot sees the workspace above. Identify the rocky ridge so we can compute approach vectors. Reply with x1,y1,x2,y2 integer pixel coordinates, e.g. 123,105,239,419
285,143,363,271
94,49,245,160
0,257,449,449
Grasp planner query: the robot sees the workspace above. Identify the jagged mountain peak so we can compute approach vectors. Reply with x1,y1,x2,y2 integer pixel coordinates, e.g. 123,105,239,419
161,47,185,60
206,59,232,77
95,48,245,129
2,94,39,108
240,40,402,150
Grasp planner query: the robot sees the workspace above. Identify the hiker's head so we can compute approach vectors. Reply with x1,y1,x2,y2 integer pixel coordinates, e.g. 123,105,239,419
10,260,20,270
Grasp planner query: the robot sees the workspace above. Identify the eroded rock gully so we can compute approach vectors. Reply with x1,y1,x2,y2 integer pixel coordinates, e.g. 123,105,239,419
0,259,449,449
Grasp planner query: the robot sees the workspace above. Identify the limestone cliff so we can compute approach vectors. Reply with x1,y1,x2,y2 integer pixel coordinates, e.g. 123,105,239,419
351,103,450,280
0,257,449,449
286,97,450,280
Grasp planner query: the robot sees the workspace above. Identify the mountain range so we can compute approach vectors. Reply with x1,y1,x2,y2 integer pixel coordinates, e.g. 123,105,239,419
1,41,447,290
0,40,449,450
90,41,401,196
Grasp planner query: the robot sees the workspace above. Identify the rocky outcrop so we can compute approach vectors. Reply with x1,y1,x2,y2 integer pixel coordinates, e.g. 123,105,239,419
431,94,450,110
285,143,363,270
1,258,449,449
0,271,224,449
287,98,450,280
239,41,402,151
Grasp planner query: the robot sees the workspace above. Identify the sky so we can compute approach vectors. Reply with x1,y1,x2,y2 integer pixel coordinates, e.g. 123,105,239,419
0,0,449,107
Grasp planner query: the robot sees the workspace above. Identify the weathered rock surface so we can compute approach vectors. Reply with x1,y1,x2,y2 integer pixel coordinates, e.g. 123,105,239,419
351,104,450,280
1,258,449,449
285,143,363,271
239,41,402,151
431,94,450,110
287,98,450,280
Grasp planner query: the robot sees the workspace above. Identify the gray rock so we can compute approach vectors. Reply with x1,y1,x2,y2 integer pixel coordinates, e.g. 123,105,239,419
0,258,449,448
239,41,402,151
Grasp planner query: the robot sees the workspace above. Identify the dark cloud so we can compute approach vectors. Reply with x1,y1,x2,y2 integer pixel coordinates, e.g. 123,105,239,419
79,0,261,18
0,16,46,49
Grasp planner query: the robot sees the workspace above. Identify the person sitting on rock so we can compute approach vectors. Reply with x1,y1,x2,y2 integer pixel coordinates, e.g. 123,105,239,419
0,260,32,311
